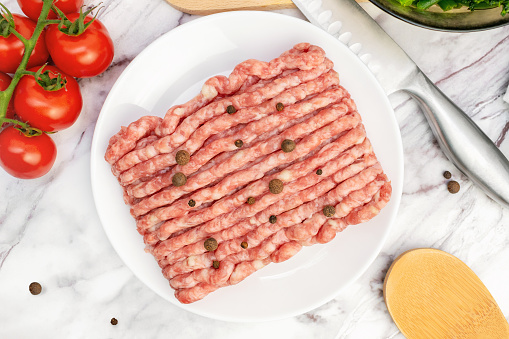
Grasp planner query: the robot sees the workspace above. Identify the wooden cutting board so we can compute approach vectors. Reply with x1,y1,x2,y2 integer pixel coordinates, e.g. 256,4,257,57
384,248,509,338
165,0,367,15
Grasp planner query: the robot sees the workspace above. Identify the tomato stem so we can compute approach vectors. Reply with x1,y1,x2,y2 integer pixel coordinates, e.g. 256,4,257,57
34,67,68,91
0,3,14,37
53,3,101,36
18,70,38,77
44,19,62,25
0,117,43,136
0,0,54,122
7,26,28,43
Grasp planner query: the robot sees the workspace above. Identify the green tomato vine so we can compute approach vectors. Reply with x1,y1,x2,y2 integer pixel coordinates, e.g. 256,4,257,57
0,0,61,136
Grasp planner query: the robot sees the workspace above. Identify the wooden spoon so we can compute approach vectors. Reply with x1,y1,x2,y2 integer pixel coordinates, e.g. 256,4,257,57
164,0,366,15
384,248,509,338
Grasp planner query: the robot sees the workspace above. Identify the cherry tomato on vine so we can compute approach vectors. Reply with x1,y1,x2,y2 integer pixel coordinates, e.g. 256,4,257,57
46,14,114,78
0,126,57,179
17,0,84,21
0,14,49,74
0,72,15,123
14,65,83,132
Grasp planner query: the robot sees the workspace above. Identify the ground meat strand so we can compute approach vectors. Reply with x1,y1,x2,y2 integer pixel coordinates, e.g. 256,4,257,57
119,67,338,187
155,43,325,138
113,60,334,176
105,116,162,165
158,149,376,267
154,135,373,265
151,112,363,243
161,165,384,280
103,43,392,304
168,174,388,300
135,97,354,233
126,71,341,199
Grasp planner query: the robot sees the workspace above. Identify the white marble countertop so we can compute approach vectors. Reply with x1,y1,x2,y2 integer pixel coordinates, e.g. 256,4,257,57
1,1,508,338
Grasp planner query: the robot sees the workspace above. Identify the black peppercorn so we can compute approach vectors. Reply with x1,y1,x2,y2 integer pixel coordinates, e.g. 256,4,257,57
316,169,323,175
281,139,296,153
247,197,255,205
276,102,284,111
111,318,118,326
172,172,187,187
269,179,284,194
175,150,190,166
235,139,243,148
29,282,41,295
323,205,335,217
188,199,196,207
269,215,277,223
212,260,220,269
241,241,248,249
204,238,218,251
226,105,237,114
443,171,452,179
447,181,460,194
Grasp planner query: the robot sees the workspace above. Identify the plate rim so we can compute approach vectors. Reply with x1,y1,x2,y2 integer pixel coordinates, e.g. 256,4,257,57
90,10,404,322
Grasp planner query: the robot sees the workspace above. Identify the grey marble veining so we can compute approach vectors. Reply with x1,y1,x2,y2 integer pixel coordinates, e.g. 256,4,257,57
0,1,508,338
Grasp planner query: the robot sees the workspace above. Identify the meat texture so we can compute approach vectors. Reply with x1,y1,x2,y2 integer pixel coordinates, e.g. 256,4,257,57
104,43,392,304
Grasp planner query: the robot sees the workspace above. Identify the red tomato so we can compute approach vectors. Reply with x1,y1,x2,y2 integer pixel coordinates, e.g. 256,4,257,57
0,72,15,122
46,14,114,78
0,14,49,74
17,0,84,21
0,126,56,179
14,65,83,132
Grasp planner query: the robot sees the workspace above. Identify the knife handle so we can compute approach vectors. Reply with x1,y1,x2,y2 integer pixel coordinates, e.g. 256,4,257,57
401,71,509,209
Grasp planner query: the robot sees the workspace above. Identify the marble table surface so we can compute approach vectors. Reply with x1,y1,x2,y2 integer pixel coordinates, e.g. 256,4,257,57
1,0,508,338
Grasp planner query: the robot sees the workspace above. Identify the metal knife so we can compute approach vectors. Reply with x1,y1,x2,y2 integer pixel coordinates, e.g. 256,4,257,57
292,0,509,209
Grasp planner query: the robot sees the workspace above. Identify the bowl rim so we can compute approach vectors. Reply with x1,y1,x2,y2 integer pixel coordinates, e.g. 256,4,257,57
369,0,509,32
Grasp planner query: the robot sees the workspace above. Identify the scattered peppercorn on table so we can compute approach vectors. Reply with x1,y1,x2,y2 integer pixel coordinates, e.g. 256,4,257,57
0,0,508,338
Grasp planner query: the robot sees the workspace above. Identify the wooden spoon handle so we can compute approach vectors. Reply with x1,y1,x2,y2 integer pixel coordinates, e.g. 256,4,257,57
166,0,295,15
165,0,366,15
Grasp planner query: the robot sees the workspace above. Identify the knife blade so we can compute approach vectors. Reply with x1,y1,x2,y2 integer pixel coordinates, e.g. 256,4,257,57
292,0,509,209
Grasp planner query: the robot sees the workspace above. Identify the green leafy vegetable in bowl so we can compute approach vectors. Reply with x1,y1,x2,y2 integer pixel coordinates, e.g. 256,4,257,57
395,0,509,15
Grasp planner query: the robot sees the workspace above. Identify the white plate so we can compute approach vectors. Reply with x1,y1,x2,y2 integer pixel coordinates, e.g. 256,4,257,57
90,11,403,322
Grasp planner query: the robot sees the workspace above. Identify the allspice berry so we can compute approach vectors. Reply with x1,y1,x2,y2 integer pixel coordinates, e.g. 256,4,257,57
443,171,452,179
281,139,296,153
269,179,284,194
323,205,336,217
247,197,256,205
276,102,284,111
241,241,248,249
269,215,277,224
204,238,218,251
172,172,187,187
175,150,190,166
447,180,460,194
226,105,237,114
29,282,42,295
235,139,243,148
